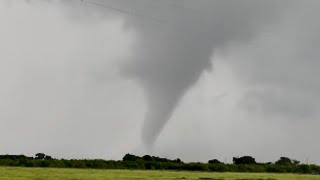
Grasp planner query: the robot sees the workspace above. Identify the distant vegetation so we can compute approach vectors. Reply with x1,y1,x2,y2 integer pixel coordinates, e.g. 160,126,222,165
0,153,319,174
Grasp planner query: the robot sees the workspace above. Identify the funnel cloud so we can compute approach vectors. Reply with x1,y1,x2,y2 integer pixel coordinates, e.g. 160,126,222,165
119,0,288,146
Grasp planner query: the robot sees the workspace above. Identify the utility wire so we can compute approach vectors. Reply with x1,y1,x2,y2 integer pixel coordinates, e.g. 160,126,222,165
147,0,202,16
79,0,166,23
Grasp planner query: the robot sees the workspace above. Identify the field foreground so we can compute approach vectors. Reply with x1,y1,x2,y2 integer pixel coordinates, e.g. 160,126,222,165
0,167,320,180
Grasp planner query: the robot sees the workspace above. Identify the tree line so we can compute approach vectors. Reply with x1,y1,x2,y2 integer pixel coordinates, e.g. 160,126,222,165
0,153,319,174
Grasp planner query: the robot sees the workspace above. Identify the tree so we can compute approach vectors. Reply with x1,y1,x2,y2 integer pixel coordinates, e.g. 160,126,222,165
175,158,182,163
35,153,46,160
142,155,153,161
208,159,222,164
233,156,256,164
275,157,293,166
44,155,53,160
293,159,300,165
122,154,141,161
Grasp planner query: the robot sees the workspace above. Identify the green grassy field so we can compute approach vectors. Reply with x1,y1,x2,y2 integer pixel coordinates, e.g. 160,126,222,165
0,167,320,180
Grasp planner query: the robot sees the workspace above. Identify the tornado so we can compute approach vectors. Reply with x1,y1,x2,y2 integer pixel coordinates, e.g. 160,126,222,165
21,0,289,147
119,0,288,146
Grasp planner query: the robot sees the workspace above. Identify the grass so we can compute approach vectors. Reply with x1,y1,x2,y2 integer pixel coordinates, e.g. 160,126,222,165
0,167,320,180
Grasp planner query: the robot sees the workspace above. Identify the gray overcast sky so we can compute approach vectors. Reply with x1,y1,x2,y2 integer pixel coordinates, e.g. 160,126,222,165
1,0,320,164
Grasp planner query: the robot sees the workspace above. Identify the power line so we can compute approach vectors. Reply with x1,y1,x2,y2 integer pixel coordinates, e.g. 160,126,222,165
142,0,210,25
147,0,204,16
78,0,166,23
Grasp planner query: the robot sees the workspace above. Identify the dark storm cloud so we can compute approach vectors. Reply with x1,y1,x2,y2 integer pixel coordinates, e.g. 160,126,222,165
117,0,290,146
